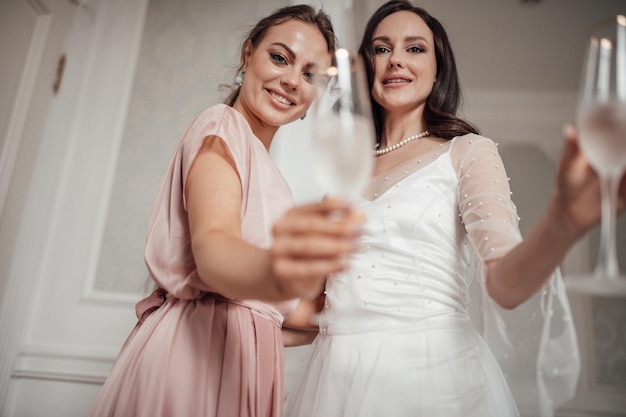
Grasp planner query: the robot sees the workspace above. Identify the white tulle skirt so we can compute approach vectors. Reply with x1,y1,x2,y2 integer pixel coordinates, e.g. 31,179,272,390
284,316,519,417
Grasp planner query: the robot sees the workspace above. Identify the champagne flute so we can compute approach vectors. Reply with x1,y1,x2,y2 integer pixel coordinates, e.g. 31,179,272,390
310,49,376,202
566,15,626,296
310,49,376,319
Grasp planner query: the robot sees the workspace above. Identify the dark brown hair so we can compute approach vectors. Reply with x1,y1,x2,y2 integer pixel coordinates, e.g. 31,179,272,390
224,4,337,106
358,0,479,142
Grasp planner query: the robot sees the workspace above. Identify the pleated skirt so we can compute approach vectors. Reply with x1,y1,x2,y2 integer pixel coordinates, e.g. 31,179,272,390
88,295,284,417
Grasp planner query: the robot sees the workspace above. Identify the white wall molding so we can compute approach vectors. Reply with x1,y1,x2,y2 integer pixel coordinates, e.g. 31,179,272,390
14,0,149,346
79,288,142,308
74,0,150,306
0,4,51,220
13,344,116,385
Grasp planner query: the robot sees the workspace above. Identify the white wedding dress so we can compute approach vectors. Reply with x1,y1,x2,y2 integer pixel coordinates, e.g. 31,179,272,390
284,134,580,417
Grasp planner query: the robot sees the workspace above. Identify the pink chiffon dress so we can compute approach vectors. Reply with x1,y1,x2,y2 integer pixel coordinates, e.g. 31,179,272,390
88,104,298,417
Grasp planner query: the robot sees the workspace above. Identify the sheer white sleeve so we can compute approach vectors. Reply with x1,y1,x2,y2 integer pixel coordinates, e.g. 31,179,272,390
451,135,580,417
455,135,522,261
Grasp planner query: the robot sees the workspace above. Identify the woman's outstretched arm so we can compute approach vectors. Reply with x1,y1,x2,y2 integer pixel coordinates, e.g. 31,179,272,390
485,126,626,309
186,136,363,302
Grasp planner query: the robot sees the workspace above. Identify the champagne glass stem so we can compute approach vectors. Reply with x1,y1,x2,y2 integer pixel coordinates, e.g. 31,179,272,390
594,172,622,279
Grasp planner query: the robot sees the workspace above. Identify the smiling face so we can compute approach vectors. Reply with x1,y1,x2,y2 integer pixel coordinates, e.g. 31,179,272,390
370,11,437,117
233,20,331,140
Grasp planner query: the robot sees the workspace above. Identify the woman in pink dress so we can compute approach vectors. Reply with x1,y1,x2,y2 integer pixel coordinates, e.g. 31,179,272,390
87,5,358,417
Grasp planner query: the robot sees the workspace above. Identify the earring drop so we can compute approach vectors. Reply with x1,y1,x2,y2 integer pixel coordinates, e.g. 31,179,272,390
235,70,244,86
300,112,307,120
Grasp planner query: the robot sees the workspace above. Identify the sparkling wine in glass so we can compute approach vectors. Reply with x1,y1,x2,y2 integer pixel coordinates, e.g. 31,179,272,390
311,49,376,201
567,15,626,296
310,49,376,318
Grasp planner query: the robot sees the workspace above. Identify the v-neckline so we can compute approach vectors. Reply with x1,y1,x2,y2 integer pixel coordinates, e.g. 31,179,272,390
361,140,453,202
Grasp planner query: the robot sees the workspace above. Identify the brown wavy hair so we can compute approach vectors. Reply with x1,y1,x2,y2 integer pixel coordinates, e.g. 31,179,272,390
224,4,338,107
358,0,479,142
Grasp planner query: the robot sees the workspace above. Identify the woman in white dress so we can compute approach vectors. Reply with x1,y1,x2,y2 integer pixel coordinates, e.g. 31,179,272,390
284,1,626,416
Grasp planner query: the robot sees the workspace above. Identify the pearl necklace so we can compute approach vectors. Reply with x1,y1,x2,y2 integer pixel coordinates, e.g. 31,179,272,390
374,131,430,156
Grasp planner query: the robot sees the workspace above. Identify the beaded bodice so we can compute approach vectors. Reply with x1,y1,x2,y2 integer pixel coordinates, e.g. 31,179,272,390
319,134,521,335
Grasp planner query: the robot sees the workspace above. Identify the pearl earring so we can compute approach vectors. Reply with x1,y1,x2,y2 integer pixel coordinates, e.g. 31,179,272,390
235,70,244,86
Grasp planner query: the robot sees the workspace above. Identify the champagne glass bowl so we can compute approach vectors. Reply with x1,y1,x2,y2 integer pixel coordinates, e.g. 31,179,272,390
310,48,376,201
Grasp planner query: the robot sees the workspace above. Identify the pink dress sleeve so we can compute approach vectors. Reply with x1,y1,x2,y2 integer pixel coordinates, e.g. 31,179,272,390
143,104,298,321
451,135,580,417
